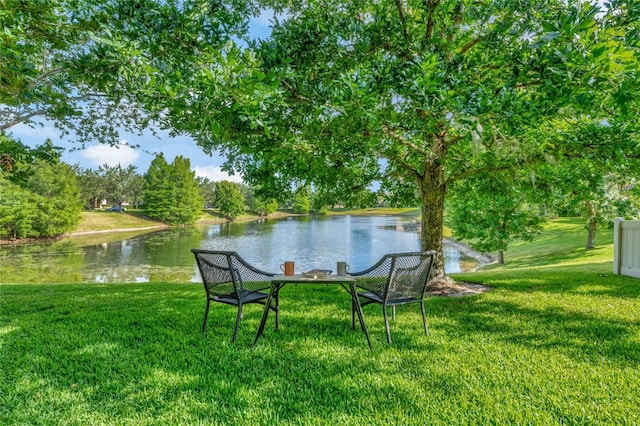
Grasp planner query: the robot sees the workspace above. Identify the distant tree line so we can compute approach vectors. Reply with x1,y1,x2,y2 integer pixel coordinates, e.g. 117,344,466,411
2,133,639,257
0,135,326,239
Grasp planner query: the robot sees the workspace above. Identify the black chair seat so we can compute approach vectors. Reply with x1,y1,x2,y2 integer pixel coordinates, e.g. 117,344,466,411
350,251,436,344
192,250,278,342
212,290,269,306
358,291,421,306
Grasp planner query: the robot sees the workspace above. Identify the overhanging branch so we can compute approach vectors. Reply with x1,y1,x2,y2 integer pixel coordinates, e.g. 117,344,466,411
0,110,47,131
395,0,409,40
281,79,313,103
424,0,441,39
382,124,430,157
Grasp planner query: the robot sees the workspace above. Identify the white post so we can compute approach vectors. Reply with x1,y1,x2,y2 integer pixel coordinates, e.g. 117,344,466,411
613,217,623,275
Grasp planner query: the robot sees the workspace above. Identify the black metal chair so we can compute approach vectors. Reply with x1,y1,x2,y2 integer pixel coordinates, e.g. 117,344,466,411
350,251,436,343
191,249,278,342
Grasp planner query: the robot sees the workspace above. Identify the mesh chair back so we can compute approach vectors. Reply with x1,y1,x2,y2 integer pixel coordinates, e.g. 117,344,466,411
385,252,435,302
351,256,394,294
352,251,436,301
192,250,273,299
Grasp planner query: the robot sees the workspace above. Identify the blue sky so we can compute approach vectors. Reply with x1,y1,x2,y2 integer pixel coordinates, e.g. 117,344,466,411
8,11,276,182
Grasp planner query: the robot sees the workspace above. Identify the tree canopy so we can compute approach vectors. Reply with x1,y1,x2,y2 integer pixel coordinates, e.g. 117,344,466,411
214,180,246,220
147,0,638,278
5,1,639,278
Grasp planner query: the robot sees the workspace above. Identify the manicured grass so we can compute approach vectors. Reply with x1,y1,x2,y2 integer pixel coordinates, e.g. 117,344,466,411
484,218,614,270
73,211,165,233
2,218,639,424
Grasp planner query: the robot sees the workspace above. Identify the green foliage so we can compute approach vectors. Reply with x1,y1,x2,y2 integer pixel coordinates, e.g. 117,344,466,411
143,154,203,225
6,1,638,280
143,154,173,221
147,0,638,278
0,137,81,238
0,177,38,239
197,176,216,208
249,197,278,217
24,160,82,237
447,168,546,264
292,186,311,214
0,0,150,143
77,164,146,210
0,135,62,184
536,119,640,247
213,180,246,220
77,168,106,209
170,156,204,225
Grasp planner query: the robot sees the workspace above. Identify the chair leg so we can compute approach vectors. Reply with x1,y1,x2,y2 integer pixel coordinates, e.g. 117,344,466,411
274,289,280,331
201,299,211,333
232,303,243,342
421,302,429,336
383,305,392,344
351,299,356,330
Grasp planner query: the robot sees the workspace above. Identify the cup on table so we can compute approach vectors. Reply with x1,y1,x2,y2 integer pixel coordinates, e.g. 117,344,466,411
280,261,295,276
337,261,350,276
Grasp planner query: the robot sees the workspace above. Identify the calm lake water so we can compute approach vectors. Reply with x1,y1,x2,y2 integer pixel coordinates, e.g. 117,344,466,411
0,215,478,284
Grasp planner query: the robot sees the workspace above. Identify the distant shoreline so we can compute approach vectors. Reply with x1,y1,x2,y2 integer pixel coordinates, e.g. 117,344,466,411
444,237,496,266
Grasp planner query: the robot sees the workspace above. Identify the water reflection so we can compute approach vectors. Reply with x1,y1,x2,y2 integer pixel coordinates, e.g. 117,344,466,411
0,215,478,284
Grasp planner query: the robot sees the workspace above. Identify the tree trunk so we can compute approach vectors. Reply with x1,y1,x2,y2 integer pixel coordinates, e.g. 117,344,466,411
498,250,505,265
586,217,597,249
417,156,446,280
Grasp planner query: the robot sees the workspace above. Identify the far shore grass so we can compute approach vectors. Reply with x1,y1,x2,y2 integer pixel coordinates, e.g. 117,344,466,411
2,217,639,424
72,207,421,235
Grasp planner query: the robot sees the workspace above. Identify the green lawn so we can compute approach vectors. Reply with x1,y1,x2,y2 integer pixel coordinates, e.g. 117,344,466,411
2,218,639,425
73,211,166,233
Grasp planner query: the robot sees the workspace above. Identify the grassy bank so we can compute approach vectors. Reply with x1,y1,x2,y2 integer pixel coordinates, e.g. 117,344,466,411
2,218,639,425
72,211,167,234
74,207,420,234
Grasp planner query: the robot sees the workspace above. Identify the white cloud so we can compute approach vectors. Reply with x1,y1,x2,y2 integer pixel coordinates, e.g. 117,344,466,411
193,165,243,183
80,141,140,167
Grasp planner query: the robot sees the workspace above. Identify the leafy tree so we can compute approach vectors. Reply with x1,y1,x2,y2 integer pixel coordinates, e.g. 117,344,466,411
0,135,62,184
77,168,106,209
244,185,279,216
197,177,216,208
128,174,146,209
143,154,202,225
152,1,639,279
0,136,79,238
24,159,83,237
11,1,637,279
541,120,640,248
251,197,279,217
0,0,159,144
143,154,174,221
214,180,246,220
170,156,203,225
0,177,38,239
292,186,311,214
77,164,145,209
447,169,546,265
100,164,140,208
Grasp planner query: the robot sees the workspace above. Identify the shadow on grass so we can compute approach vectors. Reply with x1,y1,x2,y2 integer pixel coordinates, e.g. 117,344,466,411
2,281,639,424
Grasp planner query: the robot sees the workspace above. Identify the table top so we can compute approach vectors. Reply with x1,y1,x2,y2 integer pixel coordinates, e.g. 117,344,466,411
272,274,355,284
